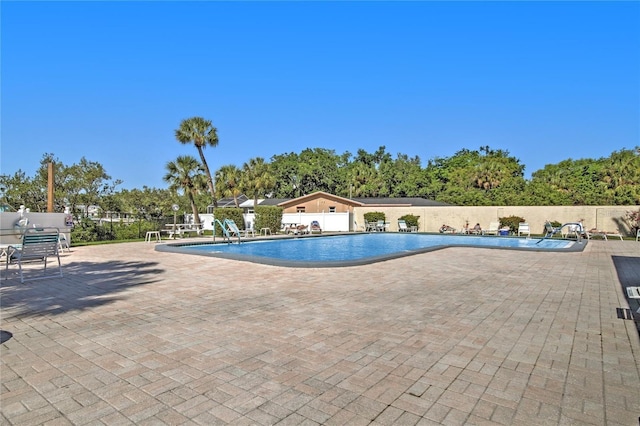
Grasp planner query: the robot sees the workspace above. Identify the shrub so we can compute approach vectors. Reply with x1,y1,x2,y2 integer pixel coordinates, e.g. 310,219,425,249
499,215,525,233
399,214,420,230
255,206,283,233
364,212,386,223
71,217,109,242
626,209,640,234
70,219,94,242
112,220,158,240
212,208,245,236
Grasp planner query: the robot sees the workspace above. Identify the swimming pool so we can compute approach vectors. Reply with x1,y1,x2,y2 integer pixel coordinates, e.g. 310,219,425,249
156,233,585,267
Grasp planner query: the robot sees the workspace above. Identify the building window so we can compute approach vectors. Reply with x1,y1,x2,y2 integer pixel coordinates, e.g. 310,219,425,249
296,206,305,213
329,206,336,213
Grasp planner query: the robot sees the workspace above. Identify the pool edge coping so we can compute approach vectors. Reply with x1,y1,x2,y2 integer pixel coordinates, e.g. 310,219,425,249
154,233,587,268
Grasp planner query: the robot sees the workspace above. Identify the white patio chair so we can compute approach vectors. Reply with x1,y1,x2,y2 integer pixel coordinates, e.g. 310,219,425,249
517,222,530,237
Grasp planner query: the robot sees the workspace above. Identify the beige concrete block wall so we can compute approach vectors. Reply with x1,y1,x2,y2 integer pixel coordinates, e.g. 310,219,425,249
354,206,639,236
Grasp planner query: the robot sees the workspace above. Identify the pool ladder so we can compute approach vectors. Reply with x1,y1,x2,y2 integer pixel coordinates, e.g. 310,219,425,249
212,219,241,244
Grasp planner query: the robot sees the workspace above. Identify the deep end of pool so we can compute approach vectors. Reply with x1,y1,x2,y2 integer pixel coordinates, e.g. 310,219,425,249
155,233,587,268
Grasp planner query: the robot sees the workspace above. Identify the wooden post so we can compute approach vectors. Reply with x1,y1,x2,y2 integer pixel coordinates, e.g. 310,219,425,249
47,162,55,213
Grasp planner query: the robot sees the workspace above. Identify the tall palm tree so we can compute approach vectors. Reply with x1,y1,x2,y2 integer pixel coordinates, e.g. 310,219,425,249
241,157,276,209
175,117,219,207
163,155,206,225
215,164,243,207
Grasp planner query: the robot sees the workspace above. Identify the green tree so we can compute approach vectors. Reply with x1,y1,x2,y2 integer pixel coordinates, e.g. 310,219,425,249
269,152,302,198
163,156,207,226
0,170,43,211
215,165,243,207
242,157,276,208
175,116,219,206
65,157,122,217
346,161,382,197
115,186,175,221
529,159,606,205
343,147,393,197
296,148,344,195
1,154,121,215
423,147,525,205
270,148,348,197
380,153,427,197
602,148,640,204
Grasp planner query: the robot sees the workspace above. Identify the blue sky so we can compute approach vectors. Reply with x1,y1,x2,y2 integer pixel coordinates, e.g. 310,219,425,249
2,1,638,190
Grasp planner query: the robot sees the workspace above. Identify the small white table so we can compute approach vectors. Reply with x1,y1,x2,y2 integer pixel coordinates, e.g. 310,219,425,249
145,231,161,243
260,228,271,236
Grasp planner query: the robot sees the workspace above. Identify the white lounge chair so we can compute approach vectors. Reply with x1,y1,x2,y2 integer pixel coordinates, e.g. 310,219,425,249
398,220,410,232
585,228,623,241
483,222,500,236
517,222,530,237
584,228,604,240
603,229,624,241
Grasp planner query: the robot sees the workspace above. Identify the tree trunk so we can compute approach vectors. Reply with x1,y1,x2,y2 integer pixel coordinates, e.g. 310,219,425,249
196,146,217,208
187,190,201,225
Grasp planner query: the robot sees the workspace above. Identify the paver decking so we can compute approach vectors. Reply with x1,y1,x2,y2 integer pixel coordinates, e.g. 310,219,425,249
1,238,639,425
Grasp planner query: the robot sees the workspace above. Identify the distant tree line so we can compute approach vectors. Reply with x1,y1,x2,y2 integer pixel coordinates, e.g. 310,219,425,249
1,116,638,222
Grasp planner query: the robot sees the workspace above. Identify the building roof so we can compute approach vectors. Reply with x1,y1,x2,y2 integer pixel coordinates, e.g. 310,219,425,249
215,192,449,208
215,195,249,208
351,197,450,207
259,198,289,206
278,191,364,208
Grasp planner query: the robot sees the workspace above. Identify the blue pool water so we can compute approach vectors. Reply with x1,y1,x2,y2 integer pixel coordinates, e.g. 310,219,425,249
157,233,582,267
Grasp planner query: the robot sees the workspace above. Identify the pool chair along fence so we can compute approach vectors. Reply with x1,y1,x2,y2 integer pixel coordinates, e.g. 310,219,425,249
376,220,390,232
284,224,309,235
310,221,322,234
561,223,584,239
517,222,531,237
5,227,63,283
364,220,377,232
602,229,624,241
585,228,624,241
482,222,500,236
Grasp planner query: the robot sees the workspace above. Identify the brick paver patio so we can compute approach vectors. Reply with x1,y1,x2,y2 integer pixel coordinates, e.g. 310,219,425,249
1,238,639,425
